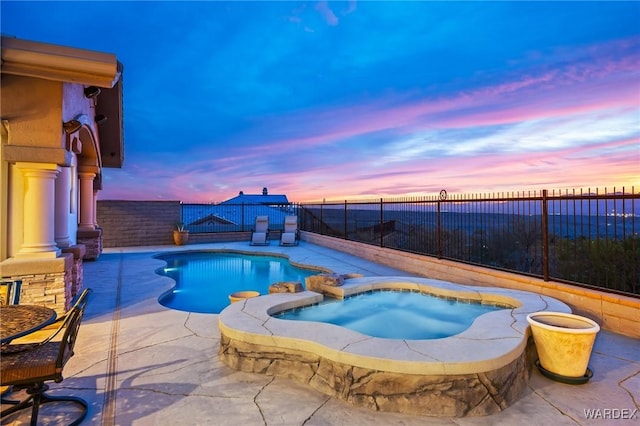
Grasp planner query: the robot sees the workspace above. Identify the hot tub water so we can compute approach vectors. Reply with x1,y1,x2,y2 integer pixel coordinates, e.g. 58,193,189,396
274,289,506,339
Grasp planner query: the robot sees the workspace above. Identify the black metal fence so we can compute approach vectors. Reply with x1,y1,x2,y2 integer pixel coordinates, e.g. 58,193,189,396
298,187,639,297
180,203,298,234
180,187,639,297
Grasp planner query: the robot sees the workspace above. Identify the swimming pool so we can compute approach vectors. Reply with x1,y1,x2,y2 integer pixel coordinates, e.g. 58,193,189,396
155,250,322,313
274,289,506,339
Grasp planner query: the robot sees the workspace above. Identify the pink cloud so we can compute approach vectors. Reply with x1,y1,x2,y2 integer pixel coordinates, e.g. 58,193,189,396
286,137,639,201
236,40,639,156
315,1,339,26
100,36,639,203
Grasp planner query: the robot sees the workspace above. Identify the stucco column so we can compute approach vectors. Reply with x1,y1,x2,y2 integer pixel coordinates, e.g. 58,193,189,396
16,162,61,258
55,165,72,247
78,171,96,231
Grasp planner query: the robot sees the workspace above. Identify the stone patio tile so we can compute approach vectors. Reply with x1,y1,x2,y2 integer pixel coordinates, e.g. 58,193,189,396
4,241,637,425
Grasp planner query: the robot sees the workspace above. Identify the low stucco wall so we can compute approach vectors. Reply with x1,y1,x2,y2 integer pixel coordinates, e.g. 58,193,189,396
300,232,640,339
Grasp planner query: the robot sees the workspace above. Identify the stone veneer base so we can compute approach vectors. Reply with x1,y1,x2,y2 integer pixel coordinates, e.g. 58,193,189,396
218,276,571,417
220,334,535,417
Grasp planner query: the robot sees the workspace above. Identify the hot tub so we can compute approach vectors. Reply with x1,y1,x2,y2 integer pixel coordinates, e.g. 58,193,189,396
218,276,570,417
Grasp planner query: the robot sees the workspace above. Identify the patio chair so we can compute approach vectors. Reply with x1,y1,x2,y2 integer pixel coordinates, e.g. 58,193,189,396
10,288,92,345
0,288,90,425
0,280,21,306
280,216,299,246
0,282,21,408
250,216,270,245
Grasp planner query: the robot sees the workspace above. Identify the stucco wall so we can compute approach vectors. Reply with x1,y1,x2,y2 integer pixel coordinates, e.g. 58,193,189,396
97,200,181,247
1,75,62,149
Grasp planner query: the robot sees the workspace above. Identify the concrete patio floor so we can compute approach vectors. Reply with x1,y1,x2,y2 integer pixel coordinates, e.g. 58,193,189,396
2,241,639,425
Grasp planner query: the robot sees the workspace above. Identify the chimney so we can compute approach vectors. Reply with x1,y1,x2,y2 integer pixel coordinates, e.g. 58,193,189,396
262,187,268,195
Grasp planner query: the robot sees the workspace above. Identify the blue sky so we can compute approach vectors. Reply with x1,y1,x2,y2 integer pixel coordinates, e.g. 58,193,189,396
2,1,639,202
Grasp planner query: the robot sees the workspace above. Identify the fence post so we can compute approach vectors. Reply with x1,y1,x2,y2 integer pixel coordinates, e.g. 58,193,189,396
437,200,442,259
541,189,549,281
380,198,384,247
344,200,348,239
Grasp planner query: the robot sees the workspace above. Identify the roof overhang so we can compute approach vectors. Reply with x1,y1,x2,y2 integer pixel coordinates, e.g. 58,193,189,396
96,75,124,168
1,36,124,169
1,36,121,88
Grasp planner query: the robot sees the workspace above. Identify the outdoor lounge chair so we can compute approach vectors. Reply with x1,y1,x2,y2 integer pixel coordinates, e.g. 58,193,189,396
280,216,299,246
0,288,91,425
250,216,270,245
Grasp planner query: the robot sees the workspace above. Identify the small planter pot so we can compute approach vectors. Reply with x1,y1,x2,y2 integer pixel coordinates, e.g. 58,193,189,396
229,291,260,304
527,312,600,383
173,230,189,246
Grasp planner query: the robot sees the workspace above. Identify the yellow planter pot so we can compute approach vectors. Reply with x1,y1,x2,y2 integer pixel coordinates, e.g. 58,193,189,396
527,312,600,379
229,291,260,304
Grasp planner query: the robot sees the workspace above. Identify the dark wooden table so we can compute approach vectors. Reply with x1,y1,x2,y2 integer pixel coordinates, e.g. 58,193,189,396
0,305,57,344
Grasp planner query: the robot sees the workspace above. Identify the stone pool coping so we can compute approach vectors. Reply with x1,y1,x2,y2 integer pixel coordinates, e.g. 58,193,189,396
218,276,571,376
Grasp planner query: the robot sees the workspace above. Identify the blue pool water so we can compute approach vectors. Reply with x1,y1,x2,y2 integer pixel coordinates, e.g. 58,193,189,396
274,290,506,339
156,251,319,314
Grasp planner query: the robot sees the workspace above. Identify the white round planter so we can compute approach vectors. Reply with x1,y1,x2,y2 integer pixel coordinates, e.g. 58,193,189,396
527,312,600,380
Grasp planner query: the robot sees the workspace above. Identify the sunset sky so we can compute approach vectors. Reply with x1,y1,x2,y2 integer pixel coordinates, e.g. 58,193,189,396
2,1,639,202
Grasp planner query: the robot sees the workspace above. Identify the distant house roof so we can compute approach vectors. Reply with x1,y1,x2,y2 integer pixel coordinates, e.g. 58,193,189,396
222,189,289,205
190,214,236,226
182,204,297,232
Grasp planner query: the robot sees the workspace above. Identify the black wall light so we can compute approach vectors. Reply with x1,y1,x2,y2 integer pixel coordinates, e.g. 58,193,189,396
84,86,101,98
63,120,82,134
